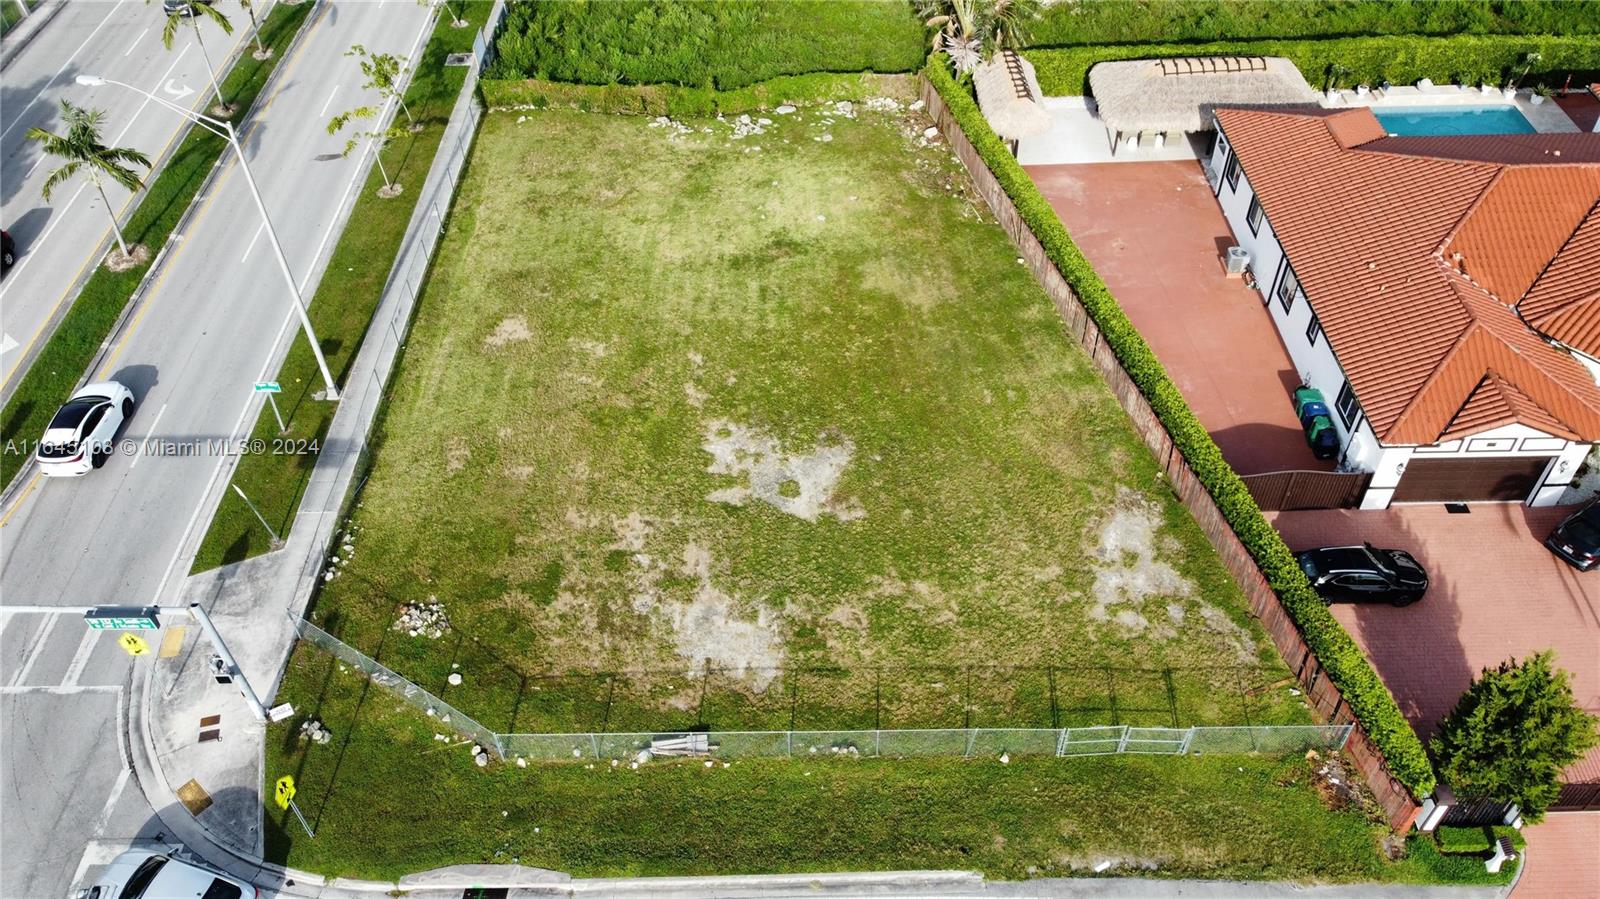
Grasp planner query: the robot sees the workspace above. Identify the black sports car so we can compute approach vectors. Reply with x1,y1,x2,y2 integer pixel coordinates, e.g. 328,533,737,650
1296,543,1428,606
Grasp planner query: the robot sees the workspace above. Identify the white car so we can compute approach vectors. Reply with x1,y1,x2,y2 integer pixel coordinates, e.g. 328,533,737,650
84,849,254,899
36,380,135,476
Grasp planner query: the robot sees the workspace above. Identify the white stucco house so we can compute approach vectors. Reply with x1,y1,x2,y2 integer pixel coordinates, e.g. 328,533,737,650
1206,106,1600,508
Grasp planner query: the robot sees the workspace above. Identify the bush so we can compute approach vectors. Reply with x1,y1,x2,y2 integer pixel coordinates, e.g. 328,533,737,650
1435,824,1525,855
480,73,911,118
922,61,1435,797
1432,652,1600,821
1027,33,1600,96
1027,0,1600,48
489,0,925,90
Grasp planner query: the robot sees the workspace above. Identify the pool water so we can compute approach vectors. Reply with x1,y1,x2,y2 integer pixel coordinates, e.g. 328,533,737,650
1373,105,1537,136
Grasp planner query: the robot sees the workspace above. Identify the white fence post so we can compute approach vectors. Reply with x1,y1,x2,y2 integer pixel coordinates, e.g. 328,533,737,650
1116,725,1130,754
1178,725,1197,755
1056,727,1068,757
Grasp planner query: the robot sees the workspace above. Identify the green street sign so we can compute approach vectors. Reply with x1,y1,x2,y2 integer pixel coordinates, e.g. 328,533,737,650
84,606,161,631
253,381,282,393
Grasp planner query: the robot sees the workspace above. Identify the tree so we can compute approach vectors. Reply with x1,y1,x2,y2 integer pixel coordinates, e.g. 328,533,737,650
419,0,468,29
27,101,152,259
238,0,270,59
327,106,409,197
916,0,1039,74
156,0,234,112
346,44,418,131
1431,651,1599,820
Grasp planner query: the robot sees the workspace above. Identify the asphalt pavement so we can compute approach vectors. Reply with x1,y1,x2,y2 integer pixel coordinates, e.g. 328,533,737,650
0,2,436,895
0,0,257,398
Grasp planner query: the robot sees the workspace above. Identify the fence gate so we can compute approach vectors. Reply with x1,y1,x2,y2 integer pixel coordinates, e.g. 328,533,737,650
1123,727,1187,754
1243,469,1372,511
1058,726,1127,756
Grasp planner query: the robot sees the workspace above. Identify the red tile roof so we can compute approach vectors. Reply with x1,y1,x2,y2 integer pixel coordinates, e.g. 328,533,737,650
1215,106,1600,445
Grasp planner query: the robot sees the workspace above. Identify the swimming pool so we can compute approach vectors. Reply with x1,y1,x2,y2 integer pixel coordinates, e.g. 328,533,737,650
1373,105,1536,136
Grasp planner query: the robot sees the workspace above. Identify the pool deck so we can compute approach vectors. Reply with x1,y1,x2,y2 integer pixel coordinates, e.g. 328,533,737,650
1323,83,1578,132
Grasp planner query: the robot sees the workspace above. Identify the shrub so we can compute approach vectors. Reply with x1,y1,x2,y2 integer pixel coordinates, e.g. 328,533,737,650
489,0,925,90
1434,824,1525,855
922,61,1435,797
1432,652,1600,821
1026,33,1600,96
1026,0,1600,48
480,73,911,118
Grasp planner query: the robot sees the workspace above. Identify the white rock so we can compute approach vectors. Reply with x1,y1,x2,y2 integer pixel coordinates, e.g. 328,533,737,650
910,99,926,111
572,748,582,758
636,749,652,764
516,756,528,768
1000,752,1010,764
775,104,796,114
820,133,833,142
475,752,489,767
447,672,463,686
704,760,714,767
923,126,939,140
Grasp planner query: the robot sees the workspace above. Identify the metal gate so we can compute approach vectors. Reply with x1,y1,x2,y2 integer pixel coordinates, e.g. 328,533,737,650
1059,726,1127,756
1243,469,1372,511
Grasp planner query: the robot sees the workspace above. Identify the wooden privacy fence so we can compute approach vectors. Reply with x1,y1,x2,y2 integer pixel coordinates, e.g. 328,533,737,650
920,77,1423,832
1244,469,1372,511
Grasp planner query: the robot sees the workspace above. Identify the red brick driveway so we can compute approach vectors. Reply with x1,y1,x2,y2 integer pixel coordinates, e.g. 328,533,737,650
1515,812,1600,898
1027,161,1333,475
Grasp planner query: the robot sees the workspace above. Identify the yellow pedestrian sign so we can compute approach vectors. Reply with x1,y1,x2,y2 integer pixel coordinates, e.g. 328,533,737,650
274,776,296,810
118,633,150,656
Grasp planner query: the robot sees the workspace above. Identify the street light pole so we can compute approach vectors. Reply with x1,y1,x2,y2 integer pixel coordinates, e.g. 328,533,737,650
75,74,340,400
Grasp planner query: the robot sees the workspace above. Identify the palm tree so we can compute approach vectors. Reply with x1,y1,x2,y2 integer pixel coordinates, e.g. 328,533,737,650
238,0,269,59
27,102,151,259
157,0,234,112
917,0,1039,74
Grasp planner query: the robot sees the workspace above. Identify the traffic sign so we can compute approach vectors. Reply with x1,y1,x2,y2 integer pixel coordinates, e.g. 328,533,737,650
118,634,150,656
274,776,296,810
84,606,161,631
253,381,282,393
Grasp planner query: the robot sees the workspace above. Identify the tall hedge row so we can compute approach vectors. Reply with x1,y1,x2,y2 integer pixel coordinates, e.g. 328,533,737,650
489,0,925,90
1027,0,1600,48
1029,32,1600,96
923,62,1436,797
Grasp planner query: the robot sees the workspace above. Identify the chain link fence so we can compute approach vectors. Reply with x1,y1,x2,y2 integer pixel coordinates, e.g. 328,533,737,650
294,616,1351,761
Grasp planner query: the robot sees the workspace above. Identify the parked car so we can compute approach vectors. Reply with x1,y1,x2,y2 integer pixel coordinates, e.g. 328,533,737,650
84,849,254,899
36,381,135,476
161,0,215,15
1545,502,1600,571
1296,542,1428,605
2,229,14,276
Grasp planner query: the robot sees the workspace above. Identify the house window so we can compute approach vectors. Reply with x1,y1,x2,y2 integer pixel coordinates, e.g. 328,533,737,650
1277,263,1299,313
1224,152,1241,191
1246,196,1264,235
1336,380,1362,429
1306,314,1321,346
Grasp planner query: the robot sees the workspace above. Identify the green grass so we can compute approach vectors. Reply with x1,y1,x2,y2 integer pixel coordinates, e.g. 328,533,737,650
282,93,1315,740
1026,0,1600,47
190,0,493,572
264,646,1511,885
0,0,41,38
489,0,925,89
0,1,312,487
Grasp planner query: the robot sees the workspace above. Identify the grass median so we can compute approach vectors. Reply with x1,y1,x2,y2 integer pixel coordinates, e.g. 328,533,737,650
190,0,492,572
0,0,312,488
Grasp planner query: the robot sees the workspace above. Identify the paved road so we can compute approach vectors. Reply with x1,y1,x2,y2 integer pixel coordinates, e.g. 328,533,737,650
0,2,436,895
0,0,260,397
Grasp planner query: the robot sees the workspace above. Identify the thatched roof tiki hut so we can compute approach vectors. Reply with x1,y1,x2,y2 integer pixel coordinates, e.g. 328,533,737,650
974,49,1050,154
1088,56,1319,154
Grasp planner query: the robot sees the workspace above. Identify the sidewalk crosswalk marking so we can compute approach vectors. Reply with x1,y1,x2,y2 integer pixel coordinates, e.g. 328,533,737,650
7,611,60,687
62,628,102,687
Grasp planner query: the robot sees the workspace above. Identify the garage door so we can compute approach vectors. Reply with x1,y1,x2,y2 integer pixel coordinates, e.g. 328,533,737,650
1392,456,1554,503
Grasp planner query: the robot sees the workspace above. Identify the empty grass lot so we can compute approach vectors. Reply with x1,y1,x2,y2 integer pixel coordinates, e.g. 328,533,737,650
294,89,1306,736
267,88,1509,886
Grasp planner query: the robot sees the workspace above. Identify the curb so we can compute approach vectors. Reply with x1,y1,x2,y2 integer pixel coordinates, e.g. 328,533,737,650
0,0,65,72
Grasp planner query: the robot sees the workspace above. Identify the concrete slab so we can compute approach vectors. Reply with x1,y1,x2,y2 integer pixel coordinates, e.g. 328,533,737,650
1019,96,1208,165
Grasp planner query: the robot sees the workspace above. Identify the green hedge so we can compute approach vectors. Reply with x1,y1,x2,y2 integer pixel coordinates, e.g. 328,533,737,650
1435,825,1525,855
489,0,925,90
480,72,910,118
1028,33,1600,96
922,62,1435,797
1027,0,1600,48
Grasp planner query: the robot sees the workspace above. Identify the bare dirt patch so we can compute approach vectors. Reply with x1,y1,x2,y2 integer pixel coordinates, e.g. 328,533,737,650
484,315,532,347
702,419,865,522
1090,489,1194,629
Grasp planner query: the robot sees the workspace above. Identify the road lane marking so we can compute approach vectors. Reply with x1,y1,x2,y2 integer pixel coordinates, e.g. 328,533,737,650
0,44,195,391
0,0,126,140
127,402,168,470
124,25,150,57
24,154,46,177
0,474,41,528
240,221,267,262
61,628,100,687
318,84,340,117
0,684,122,695
7,611,60,687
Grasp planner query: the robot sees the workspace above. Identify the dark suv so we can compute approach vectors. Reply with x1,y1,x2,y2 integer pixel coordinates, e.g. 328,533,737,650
1296,543,1428,606
1545,502,1600,571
